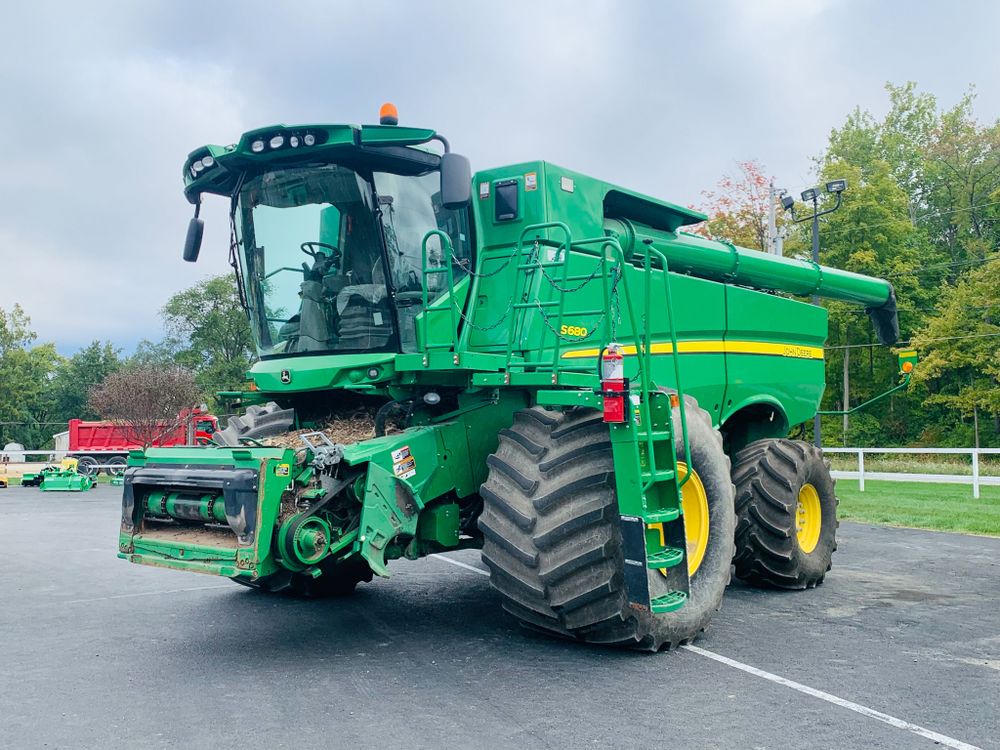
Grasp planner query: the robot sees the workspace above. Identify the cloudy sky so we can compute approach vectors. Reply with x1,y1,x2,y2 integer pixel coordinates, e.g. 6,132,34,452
3,0,1000,354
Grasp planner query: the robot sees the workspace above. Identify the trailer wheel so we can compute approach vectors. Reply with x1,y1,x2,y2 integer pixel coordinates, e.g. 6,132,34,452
75,456,99,477
479,398,735,651
732,438,838,589
106,457,127,476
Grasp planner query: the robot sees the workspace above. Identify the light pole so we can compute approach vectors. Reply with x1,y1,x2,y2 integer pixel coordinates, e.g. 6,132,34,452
768,183,787,255
781,179,848,448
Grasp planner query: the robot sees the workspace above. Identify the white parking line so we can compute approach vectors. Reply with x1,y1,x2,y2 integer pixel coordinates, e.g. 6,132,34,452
682,645,981,750
433,554,491,576
432,554,983,750
65,584,232,605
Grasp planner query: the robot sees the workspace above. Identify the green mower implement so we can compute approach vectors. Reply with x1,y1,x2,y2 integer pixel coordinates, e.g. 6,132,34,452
119,106,905,650
40,458,95,492
21,466,57,487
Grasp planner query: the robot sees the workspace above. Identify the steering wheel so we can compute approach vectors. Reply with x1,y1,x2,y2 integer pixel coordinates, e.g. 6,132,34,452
300,242,341,260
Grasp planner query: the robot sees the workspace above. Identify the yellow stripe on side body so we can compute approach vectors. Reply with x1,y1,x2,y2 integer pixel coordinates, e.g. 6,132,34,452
560,340,824,360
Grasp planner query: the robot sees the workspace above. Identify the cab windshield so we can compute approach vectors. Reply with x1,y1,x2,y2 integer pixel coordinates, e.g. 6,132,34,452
233,163,470,357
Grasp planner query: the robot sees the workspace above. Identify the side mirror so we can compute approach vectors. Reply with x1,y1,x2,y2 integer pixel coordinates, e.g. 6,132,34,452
183,217,204,262
440,152,472,210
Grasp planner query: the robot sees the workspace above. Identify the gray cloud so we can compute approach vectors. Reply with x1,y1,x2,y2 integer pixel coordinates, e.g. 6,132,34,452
3,0,999,352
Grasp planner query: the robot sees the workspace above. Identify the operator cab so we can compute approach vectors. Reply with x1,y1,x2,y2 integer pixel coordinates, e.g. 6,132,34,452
181,108,474,360
236,161,471,358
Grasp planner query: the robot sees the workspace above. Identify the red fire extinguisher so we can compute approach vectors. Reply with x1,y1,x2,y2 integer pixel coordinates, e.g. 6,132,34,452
601,343,626,423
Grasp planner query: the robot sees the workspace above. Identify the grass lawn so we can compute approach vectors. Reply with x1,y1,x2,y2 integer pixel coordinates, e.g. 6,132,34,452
836,479,1000,536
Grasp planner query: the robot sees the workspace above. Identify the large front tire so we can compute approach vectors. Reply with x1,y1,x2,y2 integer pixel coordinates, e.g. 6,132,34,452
732,438,838,589
213,402,295,447
479,399,735,651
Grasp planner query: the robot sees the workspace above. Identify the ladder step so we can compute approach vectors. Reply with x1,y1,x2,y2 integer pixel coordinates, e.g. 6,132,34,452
644,508,680,524
644,429,674,441
646,547,684,570
643,468,675,482
650,591,687,614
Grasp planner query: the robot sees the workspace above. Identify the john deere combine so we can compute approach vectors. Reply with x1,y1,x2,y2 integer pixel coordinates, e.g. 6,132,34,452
119,106,902,649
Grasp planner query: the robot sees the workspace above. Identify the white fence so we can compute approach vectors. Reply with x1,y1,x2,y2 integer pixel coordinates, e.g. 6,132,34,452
824,447,1000,499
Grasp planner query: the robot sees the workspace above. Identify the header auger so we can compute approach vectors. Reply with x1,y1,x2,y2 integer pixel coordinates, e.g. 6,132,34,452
119,106,902,649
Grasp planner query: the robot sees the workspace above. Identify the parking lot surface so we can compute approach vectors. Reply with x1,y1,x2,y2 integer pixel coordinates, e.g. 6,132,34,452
2,485,998,749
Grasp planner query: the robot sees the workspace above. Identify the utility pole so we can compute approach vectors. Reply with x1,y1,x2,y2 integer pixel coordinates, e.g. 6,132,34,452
811,197,822,446
767,183,785,256
842,348,849,445
781,180,848,448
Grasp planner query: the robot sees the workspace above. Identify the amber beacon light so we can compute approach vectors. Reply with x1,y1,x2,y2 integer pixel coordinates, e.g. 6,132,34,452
379,102,399,125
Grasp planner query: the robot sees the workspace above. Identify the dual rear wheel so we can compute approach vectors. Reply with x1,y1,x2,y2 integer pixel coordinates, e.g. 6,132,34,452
732,439,838,589
479,408,838,649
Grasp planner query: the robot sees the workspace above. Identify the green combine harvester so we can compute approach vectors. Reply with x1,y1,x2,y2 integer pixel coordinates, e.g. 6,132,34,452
119,105,903,649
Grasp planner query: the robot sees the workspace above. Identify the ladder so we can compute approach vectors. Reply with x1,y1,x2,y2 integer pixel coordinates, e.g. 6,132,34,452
496,222,695,614
413,222,693,613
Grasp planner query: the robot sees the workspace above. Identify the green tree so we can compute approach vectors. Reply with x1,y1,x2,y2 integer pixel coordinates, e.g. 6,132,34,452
160,275,255,396
0,305,60,448
48,341,122,423
128,338,179,368
0,303,35,354
826,82,938,222
923,89,1000,274
910,260,1000,445
808,81,1000,446
793,158,932,444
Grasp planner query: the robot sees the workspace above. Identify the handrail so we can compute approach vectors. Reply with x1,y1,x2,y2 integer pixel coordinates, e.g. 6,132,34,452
509,222,573,366
647,245,690,489
419,229,458,354
599,241,660,495
496,223,679,501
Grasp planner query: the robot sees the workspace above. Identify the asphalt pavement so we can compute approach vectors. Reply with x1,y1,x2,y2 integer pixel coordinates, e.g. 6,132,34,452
1,485,997,749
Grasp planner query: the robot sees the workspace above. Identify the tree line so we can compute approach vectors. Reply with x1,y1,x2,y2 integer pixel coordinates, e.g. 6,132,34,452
0,276,252,449
695,82,999,448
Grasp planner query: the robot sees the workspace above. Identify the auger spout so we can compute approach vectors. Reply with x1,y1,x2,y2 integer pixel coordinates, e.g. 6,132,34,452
604,218,899,344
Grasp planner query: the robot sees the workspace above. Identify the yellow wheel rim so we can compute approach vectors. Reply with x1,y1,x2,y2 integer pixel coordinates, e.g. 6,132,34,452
655,462,710,578
679,463,710,576
796,483,822,554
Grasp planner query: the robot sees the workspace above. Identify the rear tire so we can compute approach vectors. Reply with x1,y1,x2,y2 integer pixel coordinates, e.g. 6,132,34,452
479,399,735,651
732,438,838,589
